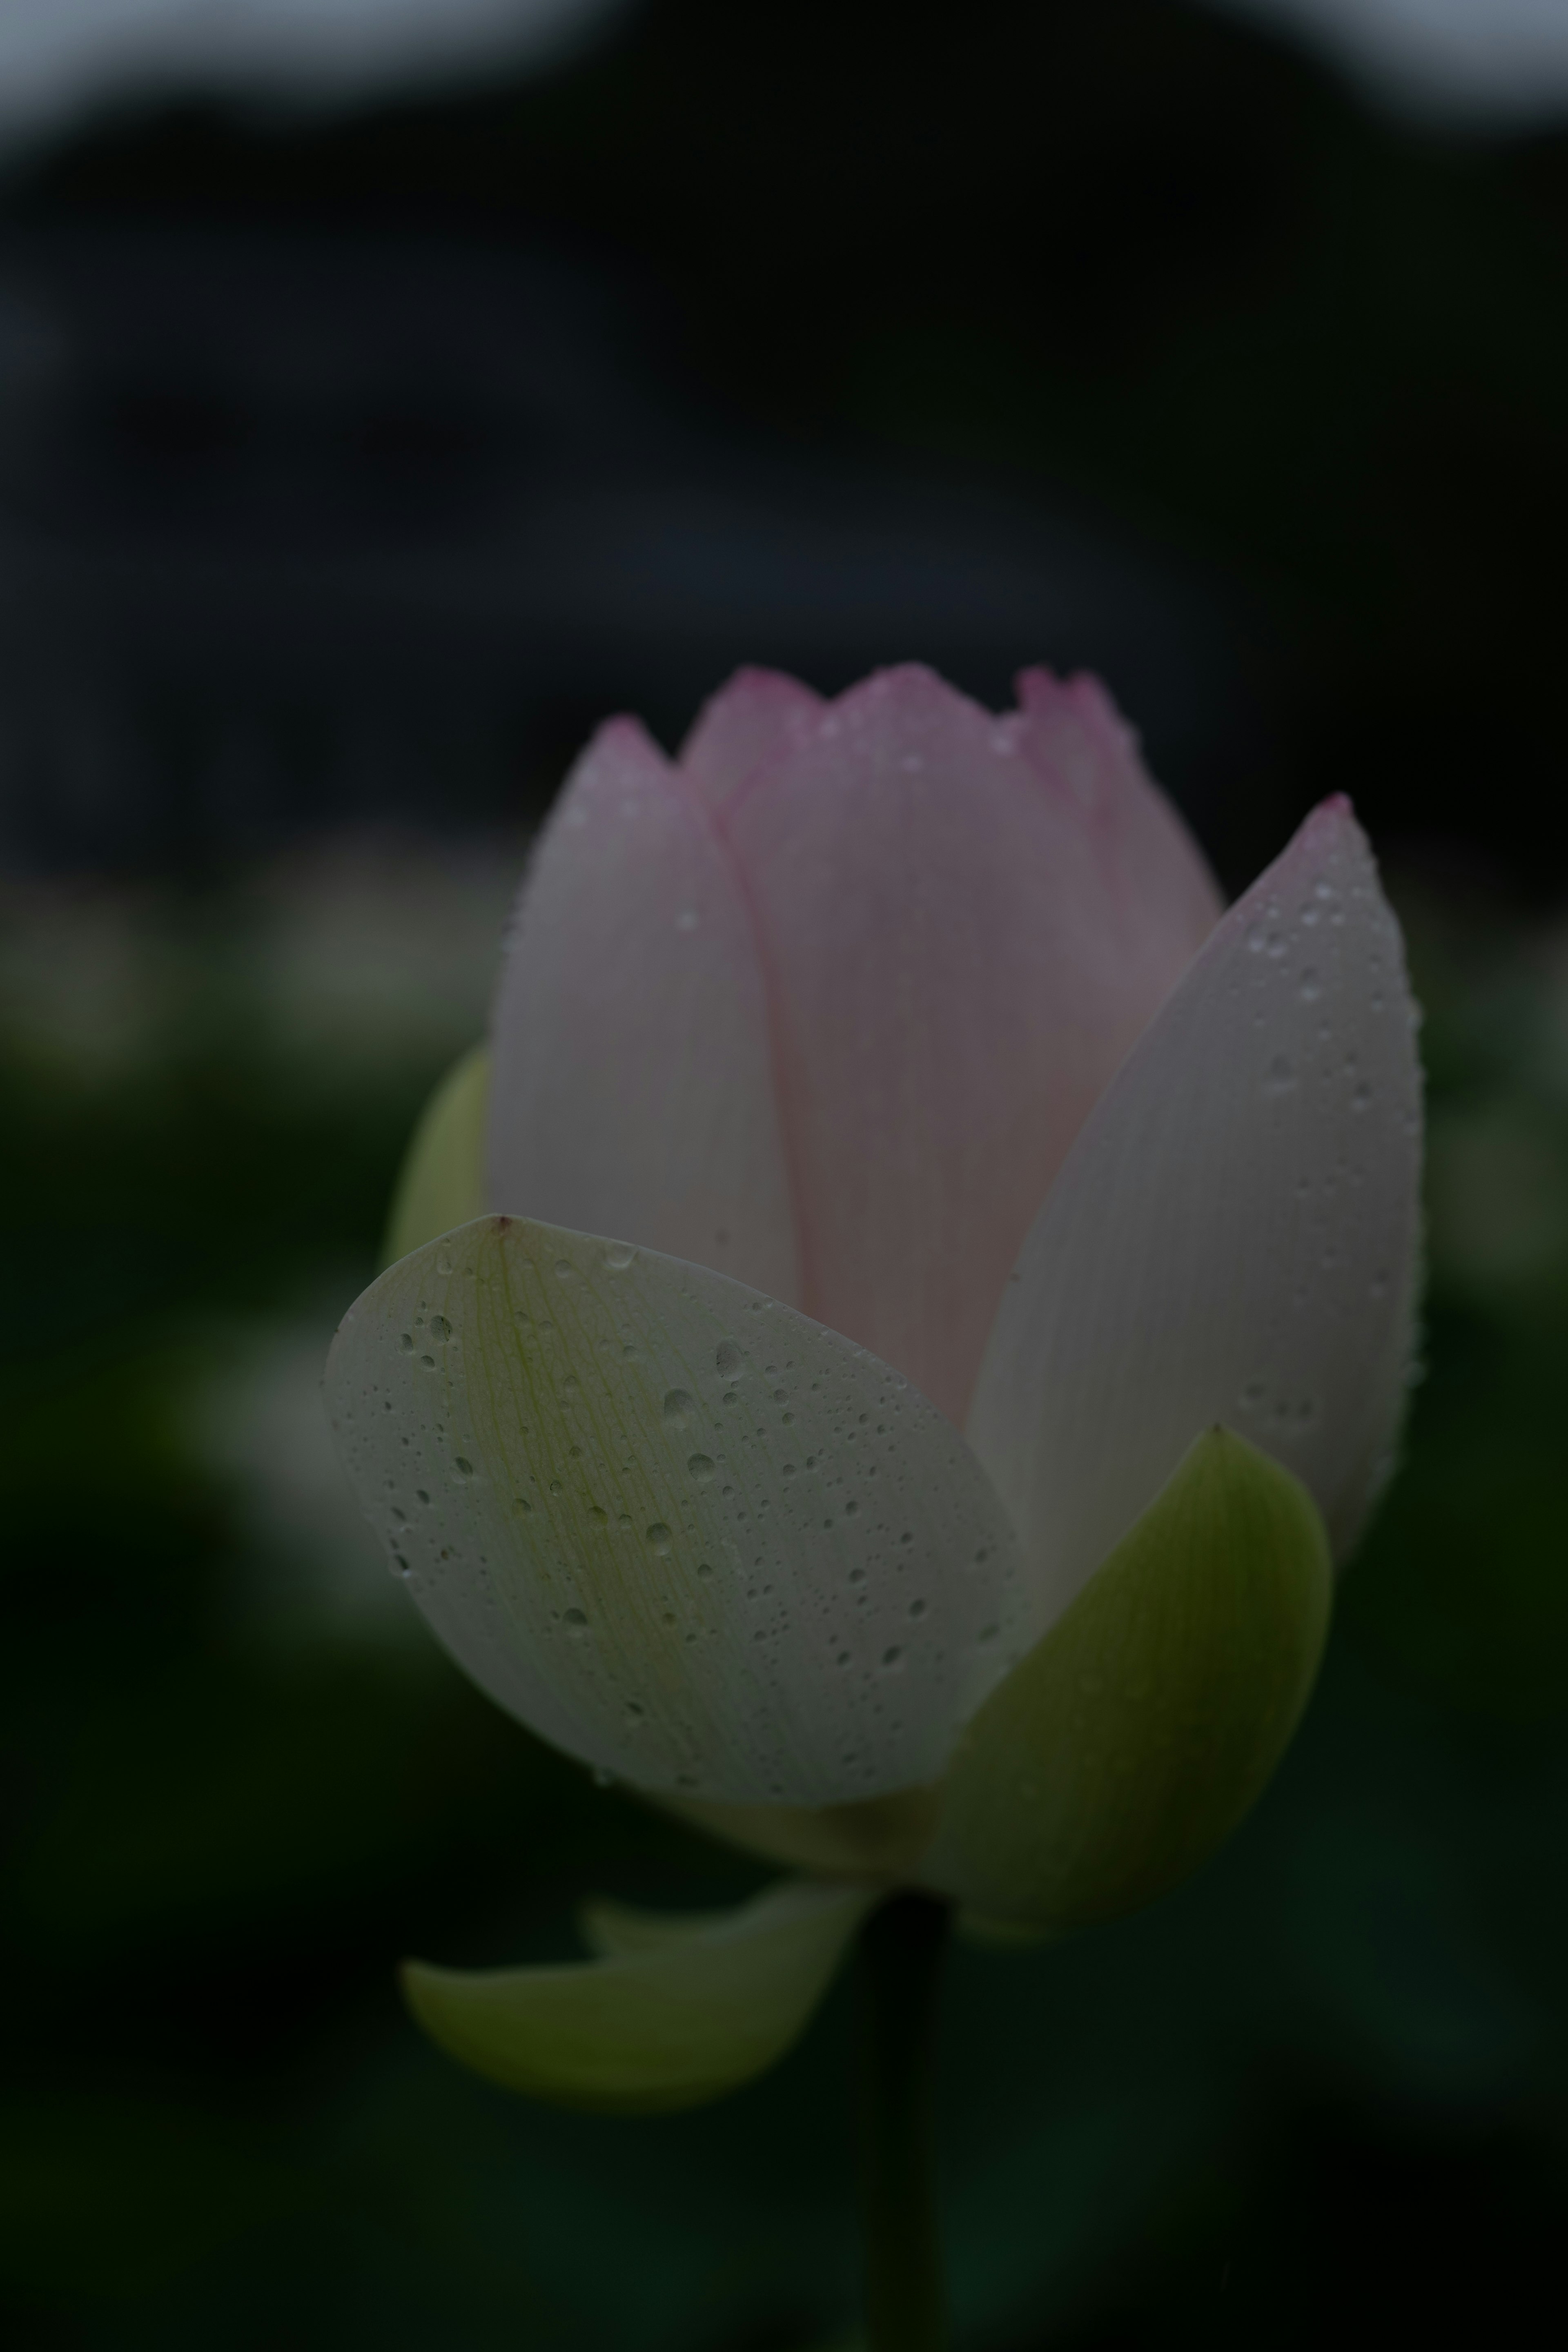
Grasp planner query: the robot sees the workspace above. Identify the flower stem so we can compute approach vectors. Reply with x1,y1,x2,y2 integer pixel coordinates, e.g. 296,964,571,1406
856,1891,951,2352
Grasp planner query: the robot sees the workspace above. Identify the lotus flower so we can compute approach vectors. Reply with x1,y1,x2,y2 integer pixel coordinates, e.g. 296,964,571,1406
326,665,1421,2114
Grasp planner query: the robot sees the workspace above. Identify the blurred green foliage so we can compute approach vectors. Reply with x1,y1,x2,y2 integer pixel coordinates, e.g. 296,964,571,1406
2,852,1567,2350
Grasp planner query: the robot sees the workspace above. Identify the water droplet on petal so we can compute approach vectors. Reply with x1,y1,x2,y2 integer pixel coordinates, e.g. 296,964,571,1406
687,1454,715,1484
646,1523,673,1554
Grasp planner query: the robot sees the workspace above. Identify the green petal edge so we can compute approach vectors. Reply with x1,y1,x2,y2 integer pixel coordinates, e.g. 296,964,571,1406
382,1042,490,1270
402,1878,877,2114
577,1893,742,1961
921,1426,1332,1933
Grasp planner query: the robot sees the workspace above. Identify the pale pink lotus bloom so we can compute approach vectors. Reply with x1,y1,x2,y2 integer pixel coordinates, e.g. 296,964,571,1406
328,663,1422,1821
491,665,1223,1432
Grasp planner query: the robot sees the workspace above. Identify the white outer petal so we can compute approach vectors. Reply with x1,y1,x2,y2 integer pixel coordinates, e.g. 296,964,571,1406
965,798,1422,1648
325,1216,1025,1806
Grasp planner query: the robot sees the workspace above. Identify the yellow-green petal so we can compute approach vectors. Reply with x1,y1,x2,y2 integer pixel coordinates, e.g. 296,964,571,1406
403,1878,876,2114
382,1043,490,1270
920,1426,1331,1933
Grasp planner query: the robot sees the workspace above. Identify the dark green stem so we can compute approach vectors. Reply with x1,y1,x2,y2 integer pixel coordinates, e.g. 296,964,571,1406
856,1891,951,2352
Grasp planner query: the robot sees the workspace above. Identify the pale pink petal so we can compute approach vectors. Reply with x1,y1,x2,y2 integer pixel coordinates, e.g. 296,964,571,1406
966,799,1423,1649
713,664,1222,1424
1015,670,1226,955
679,667,825,809
488,717,798,1306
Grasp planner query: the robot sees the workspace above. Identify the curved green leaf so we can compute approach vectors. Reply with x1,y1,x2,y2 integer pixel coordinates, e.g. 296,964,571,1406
383,1043,490,1270
921,1427,1331,1933
403,1878,876,2114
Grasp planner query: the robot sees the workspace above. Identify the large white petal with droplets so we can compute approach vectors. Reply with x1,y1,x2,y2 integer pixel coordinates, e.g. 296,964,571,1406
325,1215,1025,1806
966,797,1422,1650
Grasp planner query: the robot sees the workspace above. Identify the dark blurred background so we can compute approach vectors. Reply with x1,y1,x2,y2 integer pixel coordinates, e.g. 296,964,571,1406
3,3,1567,2346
